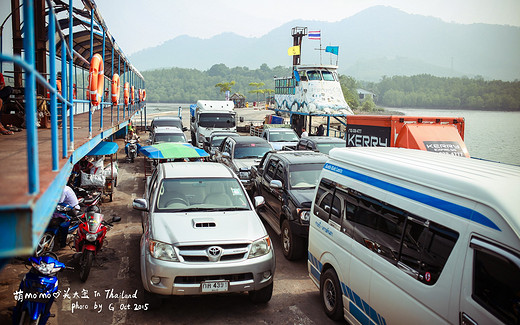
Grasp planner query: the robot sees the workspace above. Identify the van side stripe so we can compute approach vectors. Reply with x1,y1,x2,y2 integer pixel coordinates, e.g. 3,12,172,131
323,163,501,231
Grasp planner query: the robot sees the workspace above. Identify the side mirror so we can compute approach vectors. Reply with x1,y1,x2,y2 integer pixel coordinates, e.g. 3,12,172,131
191,116,195,123
240,116,244,122
132,198,149,211
254,196,265,208
269,180,282,189
182,127,188,132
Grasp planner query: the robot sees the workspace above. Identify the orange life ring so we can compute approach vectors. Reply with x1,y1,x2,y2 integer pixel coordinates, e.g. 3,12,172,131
142,89,146,101
88,53,104,106
124,82,129,106
111,74,120,105
130,85,135,104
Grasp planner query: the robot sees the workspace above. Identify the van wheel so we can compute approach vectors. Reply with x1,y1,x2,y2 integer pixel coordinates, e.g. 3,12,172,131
320,268,344,320
281,219,304,260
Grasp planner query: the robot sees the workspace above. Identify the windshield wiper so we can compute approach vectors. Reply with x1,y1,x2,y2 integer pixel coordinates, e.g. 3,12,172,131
212,207,250,211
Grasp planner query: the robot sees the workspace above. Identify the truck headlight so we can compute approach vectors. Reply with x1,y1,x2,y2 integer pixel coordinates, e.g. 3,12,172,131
297,209,310,222
149,239,179,262
248,236,271,258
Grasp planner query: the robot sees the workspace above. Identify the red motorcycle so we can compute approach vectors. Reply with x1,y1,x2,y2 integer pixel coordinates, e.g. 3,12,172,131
74,211,120,281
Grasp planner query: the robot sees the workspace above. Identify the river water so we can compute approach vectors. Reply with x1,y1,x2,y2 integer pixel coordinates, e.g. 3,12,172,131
145,103,520,165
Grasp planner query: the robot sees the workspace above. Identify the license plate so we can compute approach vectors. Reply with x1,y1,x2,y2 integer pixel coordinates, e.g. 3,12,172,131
201,280,229,293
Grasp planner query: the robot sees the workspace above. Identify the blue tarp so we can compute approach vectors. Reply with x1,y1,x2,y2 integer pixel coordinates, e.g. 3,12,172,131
87,141,119,156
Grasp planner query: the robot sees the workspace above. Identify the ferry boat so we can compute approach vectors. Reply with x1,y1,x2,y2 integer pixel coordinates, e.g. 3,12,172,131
273,27,353,136
0,0,146,265
274,64,353,116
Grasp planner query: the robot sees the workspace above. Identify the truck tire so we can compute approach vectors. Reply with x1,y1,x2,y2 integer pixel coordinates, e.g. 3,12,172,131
281,219,304,260
191,131,196,146
320,268,344,320
248,282,273,303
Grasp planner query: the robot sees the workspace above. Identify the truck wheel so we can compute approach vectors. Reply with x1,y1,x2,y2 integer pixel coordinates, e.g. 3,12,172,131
320,268,344,320
248,282,273,303
281,219,304,260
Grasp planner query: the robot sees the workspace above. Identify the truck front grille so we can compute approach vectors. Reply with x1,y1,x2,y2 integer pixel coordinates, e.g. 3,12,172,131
177,243,250,263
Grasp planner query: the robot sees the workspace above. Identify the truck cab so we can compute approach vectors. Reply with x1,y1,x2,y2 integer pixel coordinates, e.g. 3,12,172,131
190,100,236,148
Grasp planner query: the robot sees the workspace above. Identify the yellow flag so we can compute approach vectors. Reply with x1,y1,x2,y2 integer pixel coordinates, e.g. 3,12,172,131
287,45,300,56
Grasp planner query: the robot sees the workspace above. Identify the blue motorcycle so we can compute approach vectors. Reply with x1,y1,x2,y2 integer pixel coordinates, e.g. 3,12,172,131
12,252,67,325
35,204,83,257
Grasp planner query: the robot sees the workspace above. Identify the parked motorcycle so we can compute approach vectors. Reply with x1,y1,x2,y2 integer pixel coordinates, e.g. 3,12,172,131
126,139,138,163
71,185,102,211
74,212,121,282
35,204,83,257
11,252,69,325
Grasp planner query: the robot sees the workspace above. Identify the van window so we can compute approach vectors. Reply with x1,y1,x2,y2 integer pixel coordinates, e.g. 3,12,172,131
471,238,520,324
314,178,459,285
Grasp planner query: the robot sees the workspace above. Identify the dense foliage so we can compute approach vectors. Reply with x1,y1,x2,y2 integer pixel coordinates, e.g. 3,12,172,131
143,65,520,111
142,64,290,103
365,75,520,110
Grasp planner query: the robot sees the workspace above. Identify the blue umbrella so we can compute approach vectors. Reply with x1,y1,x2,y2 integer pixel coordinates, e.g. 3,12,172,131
139,142,209,159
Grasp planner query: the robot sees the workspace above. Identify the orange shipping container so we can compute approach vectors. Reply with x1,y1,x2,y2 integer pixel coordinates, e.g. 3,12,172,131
346,115,469,157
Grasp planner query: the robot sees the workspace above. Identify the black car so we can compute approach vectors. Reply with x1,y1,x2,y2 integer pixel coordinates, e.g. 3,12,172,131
150,116,187,132
251,151,328,260
203,131,239,158
214,136,272,192
296,136,346,155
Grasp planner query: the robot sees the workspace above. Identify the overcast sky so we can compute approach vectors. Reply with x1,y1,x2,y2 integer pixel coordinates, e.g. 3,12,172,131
96,0,520,55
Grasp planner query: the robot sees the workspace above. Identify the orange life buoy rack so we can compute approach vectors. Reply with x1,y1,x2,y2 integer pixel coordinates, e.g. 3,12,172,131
130,85,135,105
111,74,120,105
88,53,104,106
123,82,129,106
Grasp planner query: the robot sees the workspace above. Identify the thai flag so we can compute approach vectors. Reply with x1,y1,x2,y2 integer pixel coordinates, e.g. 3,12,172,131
308,30,321,40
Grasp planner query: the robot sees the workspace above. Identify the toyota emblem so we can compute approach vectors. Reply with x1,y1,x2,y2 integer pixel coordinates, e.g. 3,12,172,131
207,246,222,261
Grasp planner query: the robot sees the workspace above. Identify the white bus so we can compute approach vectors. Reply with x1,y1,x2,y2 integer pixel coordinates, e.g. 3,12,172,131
308,147,520,324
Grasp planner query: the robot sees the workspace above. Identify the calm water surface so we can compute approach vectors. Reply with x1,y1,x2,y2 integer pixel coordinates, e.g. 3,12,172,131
393,108,520,165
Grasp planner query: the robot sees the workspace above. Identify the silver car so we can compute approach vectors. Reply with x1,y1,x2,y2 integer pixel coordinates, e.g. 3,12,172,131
133,162,275,303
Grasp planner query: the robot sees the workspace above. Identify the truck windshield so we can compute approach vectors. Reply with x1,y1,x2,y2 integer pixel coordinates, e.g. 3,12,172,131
234,143,271,159
199,113,235,128
156,178,250,211
316,142,345,154
289,163,325,189
154,134,186,143
269,131,299,142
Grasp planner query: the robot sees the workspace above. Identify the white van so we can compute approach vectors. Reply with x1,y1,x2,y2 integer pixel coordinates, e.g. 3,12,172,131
308,147,520,324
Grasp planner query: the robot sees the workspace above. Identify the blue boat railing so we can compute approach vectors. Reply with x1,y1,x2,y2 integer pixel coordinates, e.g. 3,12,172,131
0,0,146,264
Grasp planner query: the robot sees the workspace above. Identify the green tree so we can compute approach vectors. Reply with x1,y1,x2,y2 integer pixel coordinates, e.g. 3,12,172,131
215,81,235,94
248,82,265,102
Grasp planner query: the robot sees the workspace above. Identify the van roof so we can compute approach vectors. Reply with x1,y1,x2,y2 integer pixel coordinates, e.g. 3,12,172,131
327,147,520,235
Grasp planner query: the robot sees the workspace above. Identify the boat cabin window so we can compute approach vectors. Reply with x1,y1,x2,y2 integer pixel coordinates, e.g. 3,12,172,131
307,71,322,81
322,71,335,81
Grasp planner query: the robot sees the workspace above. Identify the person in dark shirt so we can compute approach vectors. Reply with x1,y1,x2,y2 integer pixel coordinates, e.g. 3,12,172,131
316,124,325,136
0,73,14,135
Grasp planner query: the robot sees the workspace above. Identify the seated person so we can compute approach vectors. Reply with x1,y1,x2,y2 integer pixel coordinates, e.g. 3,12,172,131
52,185,80,248
0,72,14,135
125,128,141,156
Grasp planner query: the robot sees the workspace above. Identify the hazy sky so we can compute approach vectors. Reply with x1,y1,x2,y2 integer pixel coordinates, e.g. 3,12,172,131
97,0,520,55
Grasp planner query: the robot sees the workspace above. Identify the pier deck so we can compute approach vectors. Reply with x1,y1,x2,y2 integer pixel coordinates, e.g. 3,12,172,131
0,106,143,259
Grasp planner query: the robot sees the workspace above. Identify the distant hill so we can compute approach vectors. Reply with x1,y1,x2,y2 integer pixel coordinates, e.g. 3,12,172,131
130,6,520,82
